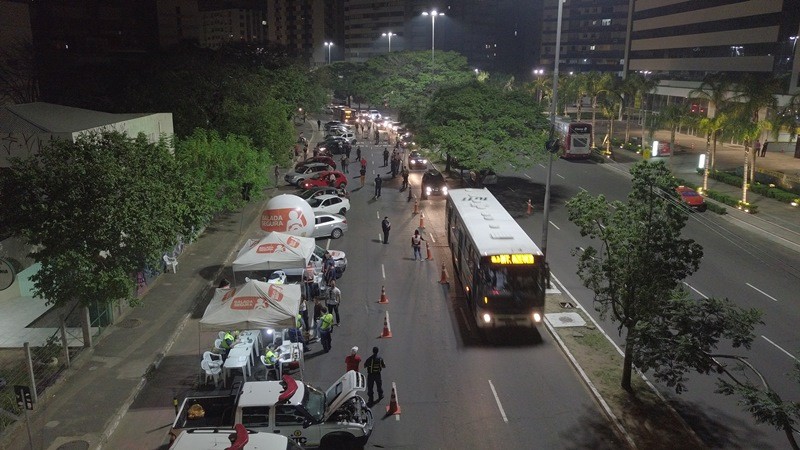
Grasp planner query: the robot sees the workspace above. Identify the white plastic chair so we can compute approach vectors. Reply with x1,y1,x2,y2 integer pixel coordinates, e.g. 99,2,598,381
218,331,226,340
203,351,222,369
260,354,278,380
163,254,178,273
214,339,223,351
201,359,221,386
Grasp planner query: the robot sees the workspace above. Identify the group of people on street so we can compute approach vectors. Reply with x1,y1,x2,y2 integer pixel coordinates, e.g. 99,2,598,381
342,346,386,406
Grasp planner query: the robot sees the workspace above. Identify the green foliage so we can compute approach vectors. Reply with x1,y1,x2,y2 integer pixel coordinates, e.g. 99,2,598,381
420,81,549,172
175,129,272,214
1,131,186,308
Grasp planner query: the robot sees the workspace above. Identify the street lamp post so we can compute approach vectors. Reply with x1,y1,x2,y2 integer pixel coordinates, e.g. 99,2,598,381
541,0,565,285
421,10,444,65
532,68,544,102
381,32,396,53
324,41,334,65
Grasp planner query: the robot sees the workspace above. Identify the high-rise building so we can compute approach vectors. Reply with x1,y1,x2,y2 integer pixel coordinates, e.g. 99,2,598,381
343,0,407,62
626,0,800,93
266,0,344,65
540,0,630,76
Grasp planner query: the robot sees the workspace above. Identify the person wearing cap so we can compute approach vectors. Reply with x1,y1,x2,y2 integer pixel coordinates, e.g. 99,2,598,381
345,346,361,372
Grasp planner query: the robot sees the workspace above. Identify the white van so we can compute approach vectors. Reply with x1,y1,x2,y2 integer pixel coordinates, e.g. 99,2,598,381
171,425,302,450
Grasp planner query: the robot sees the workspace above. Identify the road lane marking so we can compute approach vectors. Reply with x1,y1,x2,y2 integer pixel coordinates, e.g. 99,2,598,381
556,174,565,179
538,163,546,169
548,221,560,230
579,186,587,192
487,380,508,423
682,282,708,299
376,211,380,219
746,283,778,302
524,173,532,179
377,233,381,242
761,336,799,362
325,239,331,250
381,264,386,279
428,232,435,243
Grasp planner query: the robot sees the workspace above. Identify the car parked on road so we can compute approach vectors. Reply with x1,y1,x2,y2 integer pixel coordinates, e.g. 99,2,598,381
284,162,332,186
307,194,351,215
312,213,348,239
408,151,427,170
298,186,349,201
421,169,448,199
296,156,336,171
675,186,707,212
324,121,343,131
300,170,348,190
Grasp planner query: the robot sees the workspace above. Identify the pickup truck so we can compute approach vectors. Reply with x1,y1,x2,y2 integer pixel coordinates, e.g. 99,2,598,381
170,372,373,449
171,424,302,450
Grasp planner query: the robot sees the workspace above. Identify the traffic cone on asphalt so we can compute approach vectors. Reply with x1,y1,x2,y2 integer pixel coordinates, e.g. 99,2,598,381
413,199,419,215
378,311,393,338
385,382,402,416
439,263,449,284
526,199,533,215
419,213,425,228
378,285,389,304
425,241,433,261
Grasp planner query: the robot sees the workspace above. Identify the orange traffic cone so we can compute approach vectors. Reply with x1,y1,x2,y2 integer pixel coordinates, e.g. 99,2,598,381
419,213,425,228
439,263,449,284
425,241,433,260
378,311,393,338
385,382,402,416
378,285,389,304
526,199,533,215
413,198,419,215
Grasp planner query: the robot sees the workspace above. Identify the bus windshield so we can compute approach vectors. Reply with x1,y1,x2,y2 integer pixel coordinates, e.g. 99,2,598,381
483,265,539,294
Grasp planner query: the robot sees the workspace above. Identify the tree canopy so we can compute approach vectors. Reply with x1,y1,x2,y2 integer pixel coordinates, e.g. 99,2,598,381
566,160,761,392
419,80,550,171
1,131,187,308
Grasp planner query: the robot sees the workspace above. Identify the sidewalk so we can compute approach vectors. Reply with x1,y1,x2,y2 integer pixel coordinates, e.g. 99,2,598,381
604,126,800,254
0,119,319,450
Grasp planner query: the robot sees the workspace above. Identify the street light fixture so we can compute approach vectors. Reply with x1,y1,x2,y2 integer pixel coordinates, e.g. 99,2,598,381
421,10,444,65
324,41,334,65
381,32,396,53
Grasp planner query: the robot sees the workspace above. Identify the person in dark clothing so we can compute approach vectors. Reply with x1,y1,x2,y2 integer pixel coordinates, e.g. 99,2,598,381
356,147,361,162
317,119,321,131
374,175,383,198
401,166,409,190
346,144,352,159
381,216,390,244
383,148,390,167
761,141,769,157
364,346,386,404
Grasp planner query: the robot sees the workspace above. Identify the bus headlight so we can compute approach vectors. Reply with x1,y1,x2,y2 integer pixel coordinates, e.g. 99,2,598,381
482,313,492,323
532,312,542,322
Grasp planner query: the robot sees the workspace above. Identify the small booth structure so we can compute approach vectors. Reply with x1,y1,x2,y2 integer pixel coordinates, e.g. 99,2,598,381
199,281,304,384
231,232,316,284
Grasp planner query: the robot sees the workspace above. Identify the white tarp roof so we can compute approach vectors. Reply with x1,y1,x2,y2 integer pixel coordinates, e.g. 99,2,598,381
232,232,315,273
199,281,301,331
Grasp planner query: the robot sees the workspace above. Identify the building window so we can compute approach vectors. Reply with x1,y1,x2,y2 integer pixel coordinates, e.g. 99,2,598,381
601,19,611,26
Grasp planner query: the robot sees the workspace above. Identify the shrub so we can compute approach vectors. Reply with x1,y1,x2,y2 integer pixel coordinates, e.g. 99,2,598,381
706,202,727,215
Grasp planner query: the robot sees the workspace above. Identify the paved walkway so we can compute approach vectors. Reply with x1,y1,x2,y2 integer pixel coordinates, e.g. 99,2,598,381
1,118,797,450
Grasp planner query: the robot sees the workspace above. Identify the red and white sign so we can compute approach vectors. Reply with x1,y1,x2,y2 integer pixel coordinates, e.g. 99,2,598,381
262,195,313,237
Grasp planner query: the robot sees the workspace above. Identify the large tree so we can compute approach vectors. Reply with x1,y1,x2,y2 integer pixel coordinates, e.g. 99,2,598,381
419,80,550,172
566,161,760,392
0,131,187,308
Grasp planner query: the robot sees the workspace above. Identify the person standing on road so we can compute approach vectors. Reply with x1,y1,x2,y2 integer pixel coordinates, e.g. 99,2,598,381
411,230,426,261
325,280,341,326
341,155,349,174
374,175,383,198
401,166,409,190
356,146,362,162
360,166,366,188
319,307,334,353
383,148,389,167
761,141,769,157
381,216,391,244
364,347,386,404
317,119,321,131
345,346,361,372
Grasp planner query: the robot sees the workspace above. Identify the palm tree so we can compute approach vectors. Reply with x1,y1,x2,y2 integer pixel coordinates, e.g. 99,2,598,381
585,72,616,146
725,114,764,207
697,113,727,191
618,75,640,143
652,103,689,168
689,74,732,119
626,73,658,144
598,90,624,157
729,74,780,181
530,75,550,104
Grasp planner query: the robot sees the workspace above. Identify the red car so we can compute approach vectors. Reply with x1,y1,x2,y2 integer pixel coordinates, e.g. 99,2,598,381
675,186,707,212
295,156,336,171
300,170,348,190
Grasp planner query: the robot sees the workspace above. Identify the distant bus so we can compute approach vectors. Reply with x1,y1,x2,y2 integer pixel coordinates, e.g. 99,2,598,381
554,117,592,159
446,188,546,329
339,107,354,123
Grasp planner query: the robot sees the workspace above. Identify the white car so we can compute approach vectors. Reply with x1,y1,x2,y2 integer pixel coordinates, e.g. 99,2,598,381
312,213,348,239
307,194,350,215
280,245,347,277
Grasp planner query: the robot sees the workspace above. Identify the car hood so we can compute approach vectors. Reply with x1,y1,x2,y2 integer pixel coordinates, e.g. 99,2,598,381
324,371,366,420
328,250,346,262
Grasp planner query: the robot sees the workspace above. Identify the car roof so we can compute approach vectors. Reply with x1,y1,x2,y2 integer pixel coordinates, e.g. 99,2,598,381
237,381,305,408
425,168,442,175
315,194,343,201
301,162,330,168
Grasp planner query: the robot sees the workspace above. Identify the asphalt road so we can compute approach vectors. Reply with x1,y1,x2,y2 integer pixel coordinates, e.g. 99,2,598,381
105,142,619,449
497,155,800,449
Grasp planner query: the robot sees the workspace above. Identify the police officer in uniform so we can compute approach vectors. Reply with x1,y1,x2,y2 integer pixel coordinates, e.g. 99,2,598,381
319,307,334,352
364,346,386,405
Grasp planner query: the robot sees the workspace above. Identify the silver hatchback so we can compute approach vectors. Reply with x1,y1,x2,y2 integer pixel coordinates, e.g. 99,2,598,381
312,213,348,239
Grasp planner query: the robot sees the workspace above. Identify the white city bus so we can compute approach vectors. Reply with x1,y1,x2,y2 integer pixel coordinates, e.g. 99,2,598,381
446,188,546,328
554,117,592,159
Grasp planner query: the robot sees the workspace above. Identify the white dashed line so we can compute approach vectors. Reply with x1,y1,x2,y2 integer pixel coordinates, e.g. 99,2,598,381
682,281,708,299
381,264,386,279
578,186,587,192
538,163,546,169
761,335,799,362
488,380,508,423
746,283,778,302
524,173,532,179
376,211,380,219
548,221,560,230
556,174,565,179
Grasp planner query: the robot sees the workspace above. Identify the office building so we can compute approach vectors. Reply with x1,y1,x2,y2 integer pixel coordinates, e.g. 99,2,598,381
266,0,344,65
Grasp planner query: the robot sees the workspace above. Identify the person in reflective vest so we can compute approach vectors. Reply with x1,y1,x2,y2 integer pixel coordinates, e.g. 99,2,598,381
221,331,234,358
319,307,334,353
364,346,386,405
262,345,277,380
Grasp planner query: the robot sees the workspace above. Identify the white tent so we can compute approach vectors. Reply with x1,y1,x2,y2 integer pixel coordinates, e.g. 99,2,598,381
232,232,315,274
199,281,301,331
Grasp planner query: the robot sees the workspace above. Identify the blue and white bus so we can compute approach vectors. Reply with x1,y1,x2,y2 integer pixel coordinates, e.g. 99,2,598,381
446,188,546,328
